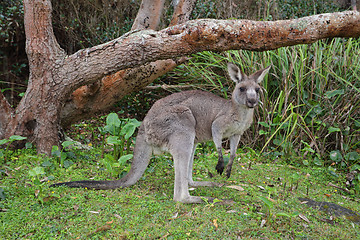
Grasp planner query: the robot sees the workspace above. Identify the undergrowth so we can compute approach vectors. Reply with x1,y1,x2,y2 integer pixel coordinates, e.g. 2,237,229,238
1,141,360,239
169,38,360,174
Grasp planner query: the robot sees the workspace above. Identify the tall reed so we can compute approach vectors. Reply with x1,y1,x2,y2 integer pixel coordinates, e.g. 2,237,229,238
173,38,360,167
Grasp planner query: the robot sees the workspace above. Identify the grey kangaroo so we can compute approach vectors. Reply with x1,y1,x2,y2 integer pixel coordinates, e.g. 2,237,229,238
51,63,270,203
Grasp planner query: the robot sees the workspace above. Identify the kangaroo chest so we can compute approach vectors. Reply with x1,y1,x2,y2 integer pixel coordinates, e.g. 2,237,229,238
222,112,253,139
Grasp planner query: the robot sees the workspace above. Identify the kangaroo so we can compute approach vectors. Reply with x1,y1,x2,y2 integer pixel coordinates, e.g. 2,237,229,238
51,63,270,203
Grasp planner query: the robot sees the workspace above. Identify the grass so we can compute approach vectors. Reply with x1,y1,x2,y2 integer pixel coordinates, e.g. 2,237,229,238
1,144,360,239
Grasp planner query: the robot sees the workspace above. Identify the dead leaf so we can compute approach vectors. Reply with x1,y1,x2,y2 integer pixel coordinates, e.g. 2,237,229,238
324,194,332,197
34,189,40,197
42,196,58,202
88,211,100,214
260,219,267,227
88,224,112,236
226,210,238,213
227,185,245,191
160,233,170,240
170,212,179,220
212,219,218,230
106,220,114,224
114,214,122,220
298,214,310,223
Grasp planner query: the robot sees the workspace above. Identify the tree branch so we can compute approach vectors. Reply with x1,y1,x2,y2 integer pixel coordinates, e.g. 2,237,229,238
131,0,165,31
23,0,64,60
64,11,360,90
60,58,186,126
61,0,196,126
170,0,197,26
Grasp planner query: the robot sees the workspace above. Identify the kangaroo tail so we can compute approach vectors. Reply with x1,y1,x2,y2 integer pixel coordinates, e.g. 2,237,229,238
50,126,152,190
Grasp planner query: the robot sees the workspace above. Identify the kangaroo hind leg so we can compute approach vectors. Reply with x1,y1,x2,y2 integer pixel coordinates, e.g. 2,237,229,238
170,132,224,203
188,145,222,188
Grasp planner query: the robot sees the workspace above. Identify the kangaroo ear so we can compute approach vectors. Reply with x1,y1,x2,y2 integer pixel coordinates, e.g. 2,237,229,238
251,65,271,83
227,63,244,83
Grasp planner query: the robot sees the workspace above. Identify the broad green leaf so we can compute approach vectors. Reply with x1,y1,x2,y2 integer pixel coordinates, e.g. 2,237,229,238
98,126,107,135
62,140,75,148
0,139,9,145
63,160,74,169
29,166,45,177
345,152,360,162
41,160,53,167
51,146,61,158
104,124,118,135
25,142,33,149
273,138,282,146
313,157,323,166
258,196,273,208
60,152,67,162
106,113,121,127
8,135,27,141
259,130,268,135
118,154,133,165
329,150,342,162
328,127,341,134
325,89,344,98
104,154,115,162
106,136,120,145
121,124,137,140
128,119,141,127
351,164,360,171
276,212,291,218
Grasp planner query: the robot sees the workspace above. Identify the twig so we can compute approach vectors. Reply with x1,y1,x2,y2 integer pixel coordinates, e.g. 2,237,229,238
327,182,350,193
145,84,196,90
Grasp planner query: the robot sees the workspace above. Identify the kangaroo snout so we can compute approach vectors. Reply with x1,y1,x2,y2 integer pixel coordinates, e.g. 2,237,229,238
246,98,257,108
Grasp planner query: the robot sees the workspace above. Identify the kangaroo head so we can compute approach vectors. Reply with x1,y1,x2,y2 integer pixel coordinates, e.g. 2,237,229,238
227,63,270,108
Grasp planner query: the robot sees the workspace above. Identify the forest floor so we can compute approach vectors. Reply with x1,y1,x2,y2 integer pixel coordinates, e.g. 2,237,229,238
1,120,360,239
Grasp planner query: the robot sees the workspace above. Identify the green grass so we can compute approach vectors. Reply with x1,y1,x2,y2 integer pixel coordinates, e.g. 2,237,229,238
1,146,359,239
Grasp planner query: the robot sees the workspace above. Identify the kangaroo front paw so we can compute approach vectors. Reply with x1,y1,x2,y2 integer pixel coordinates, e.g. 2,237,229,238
215,162,224,175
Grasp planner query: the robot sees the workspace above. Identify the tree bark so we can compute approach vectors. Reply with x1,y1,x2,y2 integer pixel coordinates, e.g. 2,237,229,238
4,0,68,153
61,0,195,127
1,0,360,155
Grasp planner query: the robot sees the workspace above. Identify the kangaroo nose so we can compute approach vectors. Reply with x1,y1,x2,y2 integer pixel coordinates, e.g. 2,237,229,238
247,99,257,108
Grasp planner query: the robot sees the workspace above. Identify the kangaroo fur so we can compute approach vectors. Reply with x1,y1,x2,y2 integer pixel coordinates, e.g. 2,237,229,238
51,63,270,203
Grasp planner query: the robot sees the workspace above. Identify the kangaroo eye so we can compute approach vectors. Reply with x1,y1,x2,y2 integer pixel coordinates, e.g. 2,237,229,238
255,88,260,93
239,87,246,92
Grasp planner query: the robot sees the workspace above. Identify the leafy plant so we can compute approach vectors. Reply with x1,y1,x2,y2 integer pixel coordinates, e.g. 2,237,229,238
51,140,76,168
0,135,27,163
98,112,141,177
28,166,58,204
258,196,275,223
